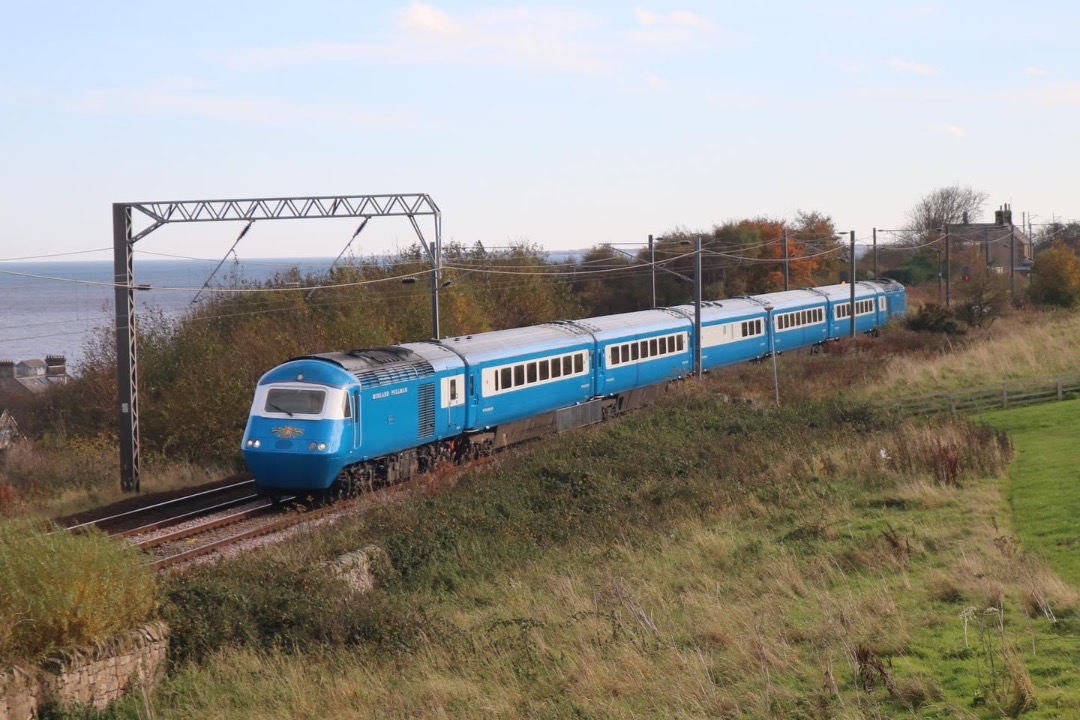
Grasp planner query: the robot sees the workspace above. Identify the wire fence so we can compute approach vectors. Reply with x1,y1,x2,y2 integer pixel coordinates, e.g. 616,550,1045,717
892,372,1080,416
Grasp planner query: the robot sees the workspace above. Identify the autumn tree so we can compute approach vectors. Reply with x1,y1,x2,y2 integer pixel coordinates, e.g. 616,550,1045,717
1028,241,1080,308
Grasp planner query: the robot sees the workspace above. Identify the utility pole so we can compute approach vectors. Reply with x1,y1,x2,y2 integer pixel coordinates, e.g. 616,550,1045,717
782,228,789,291
849,230,856,339
945,225,951,307
872,227,878,279
694,235,703,378
1010,221,1016,304
649,234,656,308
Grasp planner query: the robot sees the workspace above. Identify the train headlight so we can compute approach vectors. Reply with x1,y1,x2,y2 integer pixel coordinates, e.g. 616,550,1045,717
245,439,261,449
308,442,328,451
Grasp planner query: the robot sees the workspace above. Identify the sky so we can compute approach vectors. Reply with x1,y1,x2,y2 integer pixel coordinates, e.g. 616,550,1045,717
1,1,1077,262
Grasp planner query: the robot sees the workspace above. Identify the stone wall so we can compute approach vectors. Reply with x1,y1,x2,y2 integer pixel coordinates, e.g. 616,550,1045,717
0,622,168,719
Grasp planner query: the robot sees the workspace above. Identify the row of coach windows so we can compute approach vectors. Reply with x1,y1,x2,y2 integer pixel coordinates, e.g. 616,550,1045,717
494,351,587,392
777,308,823,331
740,319,764,338
609,333,685,367
835,299,875,319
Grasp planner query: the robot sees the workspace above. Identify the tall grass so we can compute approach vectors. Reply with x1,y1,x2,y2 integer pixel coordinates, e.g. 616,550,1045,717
123,385,1080,718
0,519,157,666
873,309,1080,396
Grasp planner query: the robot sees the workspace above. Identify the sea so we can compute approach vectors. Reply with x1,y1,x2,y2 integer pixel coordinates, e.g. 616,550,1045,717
0,258,337,370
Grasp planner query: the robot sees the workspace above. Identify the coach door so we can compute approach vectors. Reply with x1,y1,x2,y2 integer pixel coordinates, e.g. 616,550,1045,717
351,389,361,449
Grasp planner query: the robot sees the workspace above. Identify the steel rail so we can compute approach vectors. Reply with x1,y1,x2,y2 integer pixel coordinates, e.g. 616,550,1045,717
150,499,329,570
136,501,284,551
64,480,256,533
116,494,264,539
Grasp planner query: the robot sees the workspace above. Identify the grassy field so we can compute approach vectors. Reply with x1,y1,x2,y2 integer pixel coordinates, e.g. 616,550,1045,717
979,400,1080,589
102,388,1078,719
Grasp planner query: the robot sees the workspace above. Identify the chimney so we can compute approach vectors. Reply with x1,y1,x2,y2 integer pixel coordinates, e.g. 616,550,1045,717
1002,202,1013,225
0,361,13,379
45,354,67,377
962,211,969,225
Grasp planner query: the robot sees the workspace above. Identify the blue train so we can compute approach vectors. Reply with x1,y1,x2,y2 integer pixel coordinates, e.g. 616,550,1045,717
242,280,907,499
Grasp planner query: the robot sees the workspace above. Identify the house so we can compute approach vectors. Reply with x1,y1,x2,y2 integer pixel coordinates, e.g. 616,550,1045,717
0,355,69,397
945,204,1032,277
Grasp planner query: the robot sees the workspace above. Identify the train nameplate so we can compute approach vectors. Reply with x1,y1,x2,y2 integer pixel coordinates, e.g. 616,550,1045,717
272,426,305,439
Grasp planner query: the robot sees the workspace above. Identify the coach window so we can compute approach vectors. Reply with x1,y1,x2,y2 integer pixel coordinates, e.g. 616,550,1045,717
677,335,684,351
650,338,659,356
450,378,458,401
514,365,525,387
639,340,648,358
574,353,584,374
539,360,550,381
561,356,571,375
609,348,620,366
551,358,562,378
500,367,512,390
667,336,675,353
527,362,538,384
631,343,639,361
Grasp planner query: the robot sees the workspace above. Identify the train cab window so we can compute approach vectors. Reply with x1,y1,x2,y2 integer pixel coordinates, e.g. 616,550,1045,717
527,363,538,383
265,387,326,416
574,353,584,374
514,365,525,387
539,361,550,381
449,378,459,401
342,393,352,419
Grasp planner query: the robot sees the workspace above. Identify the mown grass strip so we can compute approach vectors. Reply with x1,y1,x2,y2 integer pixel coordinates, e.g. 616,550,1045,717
979,399,1080,588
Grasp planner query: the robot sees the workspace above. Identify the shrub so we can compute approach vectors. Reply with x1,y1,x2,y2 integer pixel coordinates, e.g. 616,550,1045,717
906,303,965,335
0,519,157,666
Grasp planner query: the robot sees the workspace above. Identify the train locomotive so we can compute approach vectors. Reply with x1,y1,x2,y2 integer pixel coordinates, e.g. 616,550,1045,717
242,279,907,499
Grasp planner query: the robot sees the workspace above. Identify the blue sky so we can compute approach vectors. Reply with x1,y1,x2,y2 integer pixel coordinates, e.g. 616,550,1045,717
1,1,1076,261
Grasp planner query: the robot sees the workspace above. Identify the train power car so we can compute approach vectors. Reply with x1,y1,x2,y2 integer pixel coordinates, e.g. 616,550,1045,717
242,279,907,498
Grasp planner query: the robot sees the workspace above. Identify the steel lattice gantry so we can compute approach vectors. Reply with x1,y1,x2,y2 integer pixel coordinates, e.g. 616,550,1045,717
113,194,442,492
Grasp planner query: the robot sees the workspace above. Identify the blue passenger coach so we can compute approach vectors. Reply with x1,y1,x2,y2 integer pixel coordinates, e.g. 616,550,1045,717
242,279,907,497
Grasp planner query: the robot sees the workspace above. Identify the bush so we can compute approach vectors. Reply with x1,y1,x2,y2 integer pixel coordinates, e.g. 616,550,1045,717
0,519,156,666
906,303,964,335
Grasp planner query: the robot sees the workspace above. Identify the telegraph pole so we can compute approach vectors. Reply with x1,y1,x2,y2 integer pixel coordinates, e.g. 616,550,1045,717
945,225,951,307
649,234,656,308
849,230,856,339
694,235,703,378
872,227,878,279
782,228,790,291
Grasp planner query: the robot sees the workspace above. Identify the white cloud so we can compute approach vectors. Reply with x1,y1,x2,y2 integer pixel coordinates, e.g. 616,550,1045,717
400,3,460,35
643,72,669,91
634,8,711,29
70,81,409,128
214,3,609,75
1025,66,1046,76
936,124,966,138
888,58,939,76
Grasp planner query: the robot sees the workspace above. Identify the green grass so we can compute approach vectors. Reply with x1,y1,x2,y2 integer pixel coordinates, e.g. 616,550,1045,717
103,390,1080,719
979,399,1080,588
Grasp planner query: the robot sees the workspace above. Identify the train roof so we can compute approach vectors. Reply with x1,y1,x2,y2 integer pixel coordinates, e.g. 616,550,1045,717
570,308,691,341
438,322,591,364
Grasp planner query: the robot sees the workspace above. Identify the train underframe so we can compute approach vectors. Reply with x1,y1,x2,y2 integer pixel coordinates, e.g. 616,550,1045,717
314,384,669,503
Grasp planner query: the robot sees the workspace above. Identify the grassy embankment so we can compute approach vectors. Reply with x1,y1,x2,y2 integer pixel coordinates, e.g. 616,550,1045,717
979,402,1080,589
97,375,1080,719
